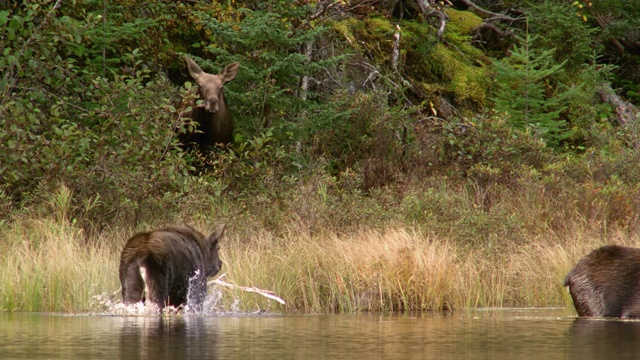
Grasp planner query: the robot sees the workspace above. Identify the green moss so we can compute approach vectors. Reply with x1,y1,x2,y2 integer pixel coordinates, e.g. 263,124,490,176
398,17,489,108
331,17,397,63
436,44,490,104
445,8,483,35
330,18,359,46
363,17,396,36
400,20,435,56
331,14,489,110
409,43,489,108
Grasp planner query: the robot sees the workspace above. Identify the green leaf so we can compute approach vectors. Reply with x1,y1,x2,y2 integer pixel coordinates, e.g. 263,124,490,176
0,11,9,27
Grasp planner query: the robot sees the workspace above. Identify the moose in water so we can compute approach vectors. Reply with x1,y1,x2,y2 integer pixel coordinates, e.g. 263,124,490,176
119,224,225,311
181,56,240,149
564,245,640,318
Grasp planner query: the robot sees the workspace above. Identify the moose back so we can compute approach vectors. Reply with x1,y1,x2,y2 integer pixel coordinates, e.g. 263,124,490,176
564,245,640,318
119,224,225,311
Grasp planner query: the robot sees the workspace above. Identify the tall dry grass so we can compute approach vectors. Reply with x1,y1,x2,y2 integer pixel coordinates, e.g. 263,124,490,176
2,216,637,313
218,228,460,312
217,225,634,313
0,219,120,312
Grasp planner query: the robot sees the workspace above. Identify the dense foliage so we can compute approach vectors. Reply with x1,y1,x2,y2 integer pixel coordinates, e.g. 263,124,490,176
1,0,640,242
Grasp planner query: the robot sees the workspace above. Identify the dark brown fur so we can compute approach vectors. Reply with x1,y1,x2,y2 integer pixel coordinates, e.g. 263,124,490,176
181,56,239,149
119,224,225,311
564,245,640,318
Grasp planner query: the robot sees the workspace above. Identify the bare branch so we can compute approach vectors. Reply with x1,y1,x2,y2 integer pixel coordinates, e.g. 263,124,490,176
416,0,446,42
392,24,401,71
289,0,343,37
458,0,520,22
208,274,287,305
594,15,626,54
474,22,515,40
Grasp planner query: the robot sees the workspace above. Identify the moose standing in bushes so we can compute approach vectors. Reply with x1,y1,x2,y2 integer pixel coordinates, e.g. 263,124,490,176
119,224,225,311
181,56,240,149
564,245,640,318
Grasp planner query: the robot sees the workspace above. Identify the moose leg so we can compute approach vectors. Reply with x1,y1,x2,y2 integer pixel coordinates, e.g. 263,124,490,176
120,263,145,304
621,300,640,318
142,267,170,310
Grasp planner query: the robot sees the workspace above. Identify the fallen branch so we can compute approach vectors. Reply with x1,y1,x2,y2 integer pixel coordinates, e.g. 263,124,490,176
110,286,122,300
109,274,287,306
416,0,446,42
208,274,287,305
474,22,515,40
459,0,519,21
598,83,639,127
594,15,625,54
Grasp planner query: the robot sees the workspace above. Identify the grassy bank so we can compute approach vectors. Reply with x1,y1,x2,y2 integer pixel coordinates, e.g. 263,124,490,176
1,214,635,314
3,155,640,313
2,0,639,315
0,219,120,312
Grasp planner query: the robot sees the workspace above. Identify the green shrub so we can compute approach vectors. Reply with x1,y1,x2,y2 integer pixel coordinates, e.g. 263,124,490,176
409,115,550,181
491,33,578,147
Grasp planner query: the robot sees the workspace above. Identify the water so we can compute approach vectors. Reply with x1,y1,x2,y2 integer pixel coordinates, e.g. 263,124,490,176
1,308,639,359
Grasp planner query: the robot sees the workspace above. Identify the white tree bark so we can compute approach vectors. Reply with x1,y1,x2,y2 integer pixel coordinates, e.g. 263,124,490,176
392,25,401,72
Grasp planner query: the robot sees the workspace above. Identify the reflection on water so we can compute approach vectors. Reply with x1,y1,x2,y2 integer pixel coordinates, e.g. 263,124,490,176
567,318,640,360
119,317,218,359
1,308,639,359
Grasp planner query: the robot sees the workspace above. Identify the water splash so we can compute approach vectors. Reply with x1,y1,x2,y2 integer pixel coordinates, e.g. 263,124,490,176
90,285,236,316
90,293,152,316
90,273,285,316
186,270,205,313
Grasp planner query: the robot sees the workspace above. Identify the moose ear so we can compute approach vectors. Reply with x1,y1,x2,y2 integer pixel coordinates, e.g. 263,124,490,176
219,62,239,83
206,223,226,247
185,56,205,82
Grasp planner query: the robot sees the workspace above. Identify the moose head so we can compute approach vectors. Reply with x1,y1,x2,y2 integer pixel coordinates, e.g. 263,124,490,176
182,56,240,149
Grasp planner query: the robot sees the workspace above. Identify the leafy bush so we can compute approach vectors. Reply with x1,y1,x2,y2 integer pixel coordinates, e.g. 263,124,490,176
410,115,550,182
0,3,193,229
1,0,639,245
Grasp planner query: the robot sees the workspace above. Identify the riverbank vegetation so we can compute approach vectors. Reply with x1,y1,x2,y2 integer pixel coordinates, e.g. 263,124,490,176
1,210,639,313
1,0,639,313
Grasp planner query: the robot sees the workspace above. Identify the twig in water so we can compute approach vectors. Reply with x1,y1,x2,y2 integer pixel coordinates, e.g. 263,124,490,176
109,274,287,306
110,286,122,300
207,274,286,305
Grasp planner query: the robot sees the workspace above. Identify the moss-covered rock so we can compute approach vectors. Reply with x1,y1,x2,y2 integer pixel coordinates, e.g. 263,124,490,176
401,19,490,112
330,13,491,114
331,17,398,67
445,8,483,36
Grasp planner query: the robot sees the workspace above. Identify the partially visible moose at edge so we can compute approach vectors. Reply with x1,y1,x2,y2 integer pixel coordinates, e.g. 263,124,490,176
181,56,240,149
564,245,640,318
119,224,225,312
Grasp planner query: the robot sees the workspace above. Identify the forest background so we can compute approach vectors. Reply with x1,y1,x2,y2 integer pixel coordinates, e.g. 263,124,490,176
1,0,640,313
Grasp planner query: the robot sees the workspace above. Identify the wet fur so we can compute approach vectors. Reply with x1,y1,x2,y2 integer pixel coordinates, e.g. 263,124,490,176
564,245,640,318
119,224,224,311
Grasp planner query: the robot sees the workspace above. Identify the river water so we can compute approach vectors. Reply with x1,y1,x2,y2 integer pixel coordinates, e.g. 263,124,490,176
0,308,638,360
